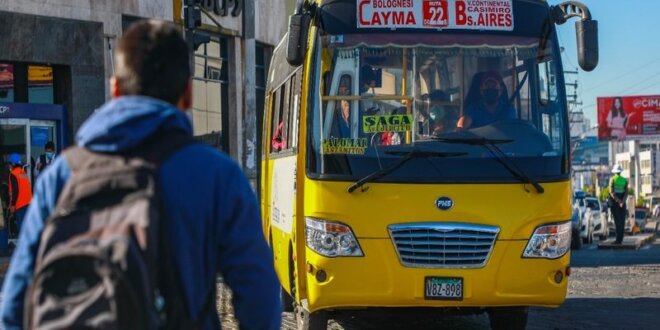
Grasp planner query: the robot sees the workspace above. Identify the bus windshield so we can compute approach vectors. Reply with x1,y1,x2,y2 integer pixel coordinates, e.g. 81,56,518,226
308,30,568,183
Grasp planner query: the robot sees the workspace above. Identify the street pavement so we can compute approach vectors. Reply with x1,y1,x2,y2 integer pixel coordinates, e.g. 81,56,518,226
1,231,659,330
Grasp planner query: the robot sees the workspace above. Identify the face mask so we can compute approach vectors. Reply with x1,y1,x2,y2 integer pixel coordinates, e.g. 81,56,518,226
482,88,500,105
429,106,444,121
46,152,54,160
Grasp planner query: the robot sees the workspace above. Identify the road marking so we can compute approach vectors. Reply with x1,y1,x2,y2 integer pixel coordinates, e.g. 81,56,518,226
641,244,652,250
587,245,598,250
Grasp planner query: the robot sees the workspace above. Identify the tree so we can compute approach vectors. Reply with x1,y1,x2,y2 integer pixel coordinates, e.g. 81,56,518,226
599,186,610,201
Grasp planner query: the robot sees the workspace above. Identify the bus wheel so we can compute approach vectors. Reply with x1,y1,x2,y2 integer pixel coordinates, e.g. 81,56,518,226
488,307,528,330
295,305,328,330
281,286,294,312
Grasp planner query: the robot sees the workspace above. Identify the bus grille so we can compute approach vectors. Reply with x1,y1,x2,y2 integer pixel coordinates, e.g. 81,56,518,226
388,223,499,268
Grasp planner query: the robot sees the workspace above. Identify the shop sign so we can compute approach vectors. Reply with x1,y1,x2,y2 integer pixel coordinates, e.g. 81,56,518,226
0,105,9,114
195,0,242,17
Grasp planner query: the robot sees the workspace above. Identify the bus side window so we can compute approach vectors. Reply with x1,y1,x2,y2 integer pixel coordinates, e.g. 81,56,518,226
271,87,286,153
288,69,303,149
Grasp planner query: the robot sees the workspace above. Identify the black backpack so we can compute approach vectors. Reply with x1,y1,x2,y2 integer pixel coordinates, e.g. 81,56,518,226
24,132,212,330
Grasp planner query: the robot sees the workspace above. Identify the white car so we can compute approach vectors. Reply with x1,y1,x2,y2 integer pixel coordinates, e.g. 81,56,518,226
584,197,609,240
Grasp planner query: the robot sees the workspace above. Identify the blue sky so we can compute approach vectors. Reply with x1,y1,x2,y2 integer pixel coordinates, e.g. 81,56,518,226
549,0,660,125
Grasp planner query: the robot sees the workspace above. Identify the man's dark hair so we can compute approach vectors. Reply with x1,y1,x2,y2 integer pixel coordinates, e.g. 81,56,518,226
45,141,55,150
115,20,190,105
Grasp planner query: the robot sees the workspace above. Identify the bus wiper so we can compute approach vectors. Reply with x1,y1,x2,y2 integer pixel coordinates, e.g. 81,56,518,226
347,149,466,193
432,136,545,194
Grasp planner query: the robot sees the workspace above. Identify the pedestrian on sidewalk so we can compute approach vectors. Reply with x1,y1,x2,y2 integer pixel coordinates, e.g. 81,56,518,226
1,20,281,330
33,141,57,178
609,164,629,244
6,154,32,234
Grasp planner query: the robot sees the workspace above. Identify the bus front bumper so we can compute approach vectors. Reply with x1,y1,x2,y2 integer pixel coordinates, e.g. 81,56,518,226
304,239,569,312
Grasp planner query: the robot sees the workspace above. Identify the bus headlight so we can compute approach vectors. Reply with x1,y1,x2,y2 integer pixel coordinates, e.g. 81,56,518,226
523,222,571,259
305,217,363,257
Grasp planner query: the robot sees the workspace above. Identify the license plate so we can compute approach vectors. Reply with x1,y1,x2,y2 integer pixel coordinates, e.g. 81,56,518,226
424,277,463,300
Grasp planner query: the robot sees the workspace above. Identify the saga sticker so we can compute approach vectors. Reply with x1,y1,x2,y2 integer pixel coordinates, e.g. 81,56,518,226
322,138,368,155
357,0,514,31
363,114,413,133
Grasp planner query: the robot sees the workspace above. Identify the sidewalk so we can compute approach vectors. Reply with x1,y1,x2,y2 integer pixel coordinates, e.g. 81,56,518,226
598,221,657,250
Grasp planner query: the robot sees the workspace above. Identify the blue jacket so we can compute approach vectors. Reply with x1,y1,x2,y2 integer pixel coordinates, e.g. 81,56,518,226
1,96,282,330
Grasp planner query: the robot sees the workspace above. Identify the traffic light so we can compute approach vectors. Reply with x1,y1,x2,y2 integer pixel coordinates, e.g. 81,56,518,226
184,5,202,30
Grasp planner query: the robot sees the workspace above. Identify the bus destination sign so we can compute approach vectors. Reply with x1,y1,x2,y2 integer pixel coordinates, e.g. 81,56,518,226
357,0,514,31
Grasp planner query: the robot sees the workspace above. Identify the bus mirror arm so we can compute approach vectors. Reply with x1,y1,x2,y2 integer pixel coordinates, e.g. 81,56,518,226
551,2,599,72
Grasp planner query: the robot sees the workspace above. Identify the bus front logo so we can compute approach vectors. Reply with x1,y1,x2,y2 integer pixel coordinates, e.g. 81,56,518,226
436,197,453,210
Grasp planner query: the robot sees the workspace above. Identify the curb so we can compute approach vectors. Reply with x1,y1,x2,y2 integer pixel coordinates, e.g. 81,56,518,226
597,233,655,250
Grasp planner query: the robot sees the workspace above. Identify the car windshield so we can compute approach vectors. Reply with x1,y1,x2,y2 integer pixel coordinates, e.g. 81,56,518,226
586,199,599,210
307,2,568,183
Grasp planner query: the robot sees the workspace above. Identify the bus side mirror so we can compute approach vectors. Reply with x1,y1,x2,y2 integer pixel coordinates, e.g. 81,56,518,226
286,12,312,66
576,19,598,72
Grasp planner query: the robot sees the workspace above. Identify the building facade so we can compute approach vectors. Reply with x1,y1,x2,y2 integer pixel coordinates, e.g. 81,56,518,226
173,0,290,178
1,0,292,184
639,150,660,196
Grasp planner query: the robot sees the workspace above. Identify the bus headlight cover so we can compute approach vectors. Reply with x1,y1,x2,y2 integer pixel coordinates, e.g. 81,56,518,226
523,222,571,259
306,218,363,257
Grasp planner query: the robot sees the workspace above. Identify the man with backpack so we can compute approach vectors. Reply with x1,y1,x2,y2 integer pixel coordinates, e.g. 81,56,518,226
1,20,281,330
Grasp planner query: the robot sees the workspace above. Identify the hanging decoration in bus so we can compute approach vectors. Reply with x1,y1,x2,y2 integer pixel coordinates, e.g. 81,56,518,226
322,138,369,155
597,95,660,142
357,0,514,31
363,114,413,133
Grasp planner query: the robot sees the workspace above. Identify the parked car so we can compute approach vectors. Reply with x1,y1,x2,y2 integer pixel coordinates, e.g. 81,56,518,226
574,190,586,219
585,196,609,240
571,206,583,250
631,207,649,234
580,210,594,244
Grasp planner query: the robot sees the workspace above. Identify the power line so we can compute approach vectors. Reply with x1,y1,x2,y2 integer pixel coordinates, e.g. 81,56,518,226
587,55,660,92
617,73,660,95
580,74,660,111
619,76,660,96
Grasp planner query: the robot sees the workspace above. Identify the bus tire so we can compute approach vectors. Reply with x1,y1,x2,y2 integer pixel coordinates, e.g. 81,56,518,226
488,307,528,330
295,306,328,330
281,286,294,312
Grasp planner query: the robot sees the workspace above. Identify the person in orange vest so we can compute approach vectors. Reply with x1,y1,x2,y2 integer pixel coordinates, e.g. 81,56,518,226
7,154,32,233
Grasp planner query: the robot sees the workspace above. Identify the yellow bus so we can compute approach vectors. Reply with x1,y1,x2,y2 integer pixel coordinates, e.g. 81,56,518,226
261,1,598,329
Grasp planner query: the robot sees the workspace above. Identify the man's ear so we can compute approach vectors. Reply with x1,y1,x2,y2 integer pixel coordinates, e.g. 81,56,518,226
176,80,193,112
110,77,122,99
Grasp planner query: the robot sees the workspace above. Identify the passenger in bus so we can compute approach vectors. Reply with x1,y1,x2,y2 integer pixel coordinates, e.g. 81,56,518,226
457,70,515,129
425,90,457,135
329,82,352,138
359,64,379,115
330,99,352,138
271,120,287,151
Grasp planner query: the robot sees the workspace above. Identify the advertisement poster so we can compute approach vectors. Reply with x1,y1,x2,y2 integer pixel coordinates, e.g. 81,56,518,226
597,95,660,141
357,0,514,31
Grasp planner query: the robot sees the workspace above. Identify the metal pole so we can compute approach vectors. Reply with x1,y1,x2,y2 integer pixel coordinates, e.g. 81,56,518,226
243,0,257,184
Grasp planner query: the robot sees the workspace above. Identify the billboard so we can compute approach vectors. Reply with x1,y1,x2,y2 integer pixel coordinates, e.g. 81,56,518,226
597,95,660,141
